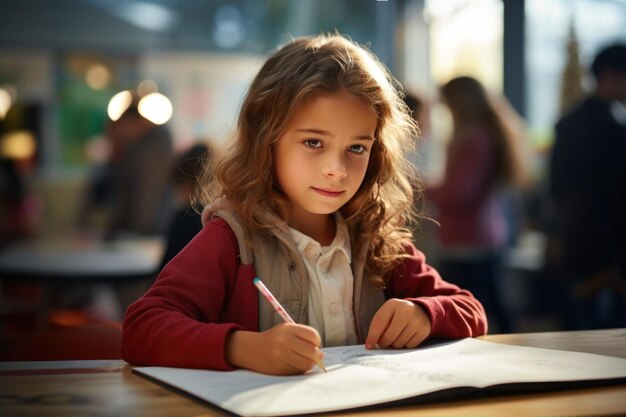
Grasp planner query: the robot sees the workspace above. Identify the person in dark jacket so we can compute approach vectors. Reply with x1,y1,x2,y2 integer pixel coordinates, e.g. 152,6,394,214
550,43,626,330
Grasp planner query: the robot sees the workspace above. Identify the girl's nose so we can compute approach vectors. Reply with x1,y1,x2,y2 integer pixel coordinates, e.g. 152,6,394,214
322,153,347,178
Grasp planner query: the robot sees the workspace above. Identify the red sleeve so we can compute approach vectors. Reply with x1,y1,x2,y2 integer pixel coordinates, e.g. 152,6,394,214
384,242,488,339
121,218,243,370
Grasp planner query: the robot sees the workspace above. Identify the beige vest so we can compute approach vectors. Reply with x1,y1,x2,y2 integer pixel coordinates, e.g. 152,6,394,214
213,208,386,343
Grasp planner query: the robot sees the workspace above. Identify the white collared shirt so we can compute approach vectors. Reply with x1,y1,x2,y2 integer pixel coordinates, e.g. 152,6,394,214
289,213,358,347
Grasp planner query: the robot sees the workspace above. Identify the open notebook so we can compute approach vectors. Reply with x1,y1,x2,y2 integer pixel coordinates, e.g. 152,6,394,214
134,338,626,417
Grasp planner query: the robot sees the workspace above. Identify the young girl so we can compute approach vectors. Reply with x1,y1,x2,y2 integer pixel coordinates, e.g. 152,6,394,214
122,34,487,375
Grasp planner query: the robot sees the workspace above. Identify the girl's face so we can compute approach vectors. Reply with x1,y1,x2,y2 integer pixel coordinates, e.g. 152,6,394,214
275,90,377,232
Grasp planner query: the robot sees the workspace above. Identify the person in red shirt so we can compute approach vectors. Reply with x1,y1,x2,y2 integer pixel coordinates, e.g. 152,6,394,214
427,76,528,333
122,34,487,375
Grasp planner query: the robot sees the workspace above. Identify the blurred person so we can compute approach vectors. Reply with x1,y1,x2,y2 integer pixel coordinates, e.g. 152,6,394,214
159,142,216,268
427,76,529,333
79,124,123,233
70,100,175,320
106,100,175,237
549,43,626,330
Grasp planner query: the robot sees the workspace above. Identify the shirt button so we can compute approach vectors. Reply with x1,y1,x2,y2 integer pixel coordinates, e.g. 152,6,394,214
329,302,339,315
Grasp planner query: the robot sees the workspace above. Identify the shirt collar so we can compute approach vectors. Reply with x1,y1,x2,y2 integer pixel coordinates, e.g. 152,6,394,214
289,212,352,264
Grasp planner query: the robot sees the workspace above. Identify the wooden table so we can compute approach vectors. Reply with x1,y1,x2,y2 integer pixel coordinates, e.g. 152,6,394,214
1,329,625,417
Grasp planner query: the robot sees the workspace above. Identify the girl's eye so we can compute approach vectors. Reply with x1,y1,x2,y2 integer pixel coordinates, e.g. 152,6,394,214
304,139,323,149
349,144,367,154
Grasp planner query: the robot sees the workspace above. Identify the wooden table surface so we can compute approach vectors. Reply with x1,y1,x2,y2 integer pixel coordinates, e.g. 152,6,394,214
1,329,625,417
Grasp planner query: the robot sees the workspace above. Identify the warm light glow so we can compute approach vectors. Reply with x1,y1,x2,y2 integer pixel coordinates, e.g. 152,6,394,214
137,79,159,97
85,64,111,90
1,130,37,159
426,0,503,91
138,92,172,125
107,90,133,121
0,86,14,119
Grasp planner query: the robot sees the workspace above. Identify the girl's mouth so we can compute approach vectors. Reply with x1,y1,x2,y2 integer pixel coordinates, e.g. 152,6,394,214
312,187,345,197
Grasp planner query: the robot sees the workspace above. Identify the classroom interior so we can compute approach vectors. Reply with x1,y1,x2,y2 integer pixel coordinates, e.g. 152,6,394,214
1,0,626,361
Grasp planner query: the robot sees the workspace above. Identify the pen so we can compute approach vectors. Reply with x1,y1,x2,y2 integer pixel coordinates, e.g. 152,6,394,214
253,277,327,373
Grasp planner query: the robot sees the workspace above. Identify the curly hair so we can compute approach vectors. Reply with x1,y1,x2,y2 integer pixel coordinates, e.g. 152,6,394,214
195,33,422,286
440,76,528,188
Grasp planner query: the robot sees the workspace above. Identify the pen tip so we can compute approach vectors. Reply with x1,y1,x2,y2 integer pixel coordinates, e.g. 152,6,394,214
253,277,260,284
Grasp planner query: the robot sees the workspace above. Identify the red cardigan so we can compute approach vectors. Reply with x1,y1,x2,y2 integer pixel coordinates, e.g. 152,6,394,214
122,218,487,370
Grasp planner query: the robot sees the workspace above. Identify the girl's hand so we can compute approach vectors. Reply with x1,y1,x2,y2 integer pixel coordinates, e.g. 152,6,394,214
225,323,324,375
365,298,432,350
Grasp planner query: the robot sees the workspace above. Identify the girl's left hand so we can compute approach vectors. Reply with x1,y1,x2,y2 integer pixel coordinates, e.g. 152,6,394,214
365,298,432,349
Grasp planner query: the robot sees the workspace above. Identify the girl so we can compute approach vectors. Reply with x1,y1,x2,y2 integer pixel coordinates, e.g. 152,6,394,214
122,34,487,375
427,76,528,333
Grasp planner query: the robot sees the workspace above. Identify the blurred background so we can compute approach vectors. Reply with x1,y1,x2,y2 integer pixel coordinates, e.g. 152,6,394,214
1,0,625,359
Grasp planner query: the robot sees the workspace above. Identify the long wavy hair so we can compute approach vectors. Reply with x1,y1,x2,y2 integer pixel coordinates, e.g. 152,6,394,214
196,33,422,284
440,76,528,187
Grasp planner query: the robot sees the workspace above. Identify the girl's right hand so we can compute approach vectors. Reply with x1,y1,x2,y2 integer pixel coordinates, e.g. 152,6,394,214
225,323,324,375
